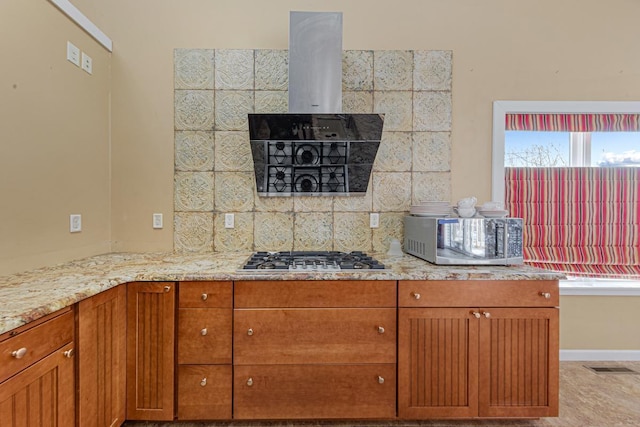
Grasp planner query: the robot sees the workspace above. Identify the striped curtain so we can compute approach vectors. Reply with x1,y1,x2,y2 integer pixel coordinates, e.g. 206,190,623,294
505,167,640,278
506,113,640,132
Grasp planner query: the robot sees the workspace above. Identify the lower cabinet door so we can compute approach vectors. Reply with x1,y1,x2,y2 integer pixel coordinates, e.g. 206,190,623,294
178,365,231,420
234,364,396,419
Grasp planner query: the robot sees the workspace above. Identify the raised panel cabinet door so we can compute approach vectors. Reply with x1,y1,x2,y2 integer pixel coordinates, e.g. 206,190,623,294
0,343,75,426
478,307,559,418
126,282,175,421
398,308,479,419
77,285,126,427
177,365,232,420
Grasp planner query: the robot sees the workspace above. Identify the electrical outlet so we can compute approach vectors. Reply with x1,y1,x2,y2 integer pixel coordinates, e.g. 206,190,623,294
81,52,92,74
153,213,163,229
66,41,80,66
370,212,380,228
224,213,235,229
70,214,82,232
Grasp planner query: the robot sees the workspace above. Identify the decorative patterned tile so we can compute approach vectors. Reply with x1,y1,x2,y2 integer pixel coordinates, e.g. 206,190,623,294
254,193,294,212
213,212,253,252
333,212,372,253
412,171,452,204
342,50,373,91
374,50,413,91
254,212,294,251
175,131,214,171
372,172,412,212
414,50,453,91
255,49,288,90
174,49,214,90
373,132,412,172
342,91,373,113
373,91,413,131
254,91,288,113
173,212,214,252
214,131,253,172
214,172,254,212
413,132,451,172
372,212,406,253
293,197,333,212
174,172,214,212
214,49,254,90
214,90,253,131
413,91,452,131
174,90,214,130
293,213,333,251
333,192,372,212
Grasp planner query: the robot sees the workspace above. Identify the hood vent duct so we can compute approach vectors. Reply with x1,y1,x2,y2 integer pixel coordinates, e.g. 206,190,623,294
248,11,384,197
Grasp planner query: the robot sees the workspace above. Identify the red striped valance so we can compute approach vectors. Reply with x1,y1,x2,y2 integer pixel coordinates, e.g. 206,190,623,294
506,114,640,132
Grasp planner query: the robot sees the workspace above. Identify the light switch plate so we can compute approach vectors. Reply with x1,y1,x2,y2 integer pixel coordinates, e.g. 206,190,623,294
67,42,80,66
152,213,163,229
70,214,82,232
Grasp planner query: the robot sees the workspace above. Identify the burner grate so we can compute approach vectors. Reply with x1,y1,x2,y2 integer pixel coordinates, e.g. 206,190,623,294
241,251,385,271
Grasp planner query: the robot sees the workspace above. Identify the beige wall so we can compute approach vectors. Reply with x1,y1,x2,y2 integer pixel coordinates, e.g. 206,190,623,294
0,0,111,275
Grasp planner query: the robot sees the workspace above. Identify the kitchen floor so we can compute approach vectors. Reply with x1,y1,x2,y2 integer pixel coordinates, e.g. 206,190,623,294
124,361,640,427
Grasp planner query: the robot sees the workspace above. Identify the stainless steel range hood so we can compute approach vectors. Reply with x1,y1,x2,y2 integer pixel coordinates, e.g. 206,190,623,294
248,11,384,197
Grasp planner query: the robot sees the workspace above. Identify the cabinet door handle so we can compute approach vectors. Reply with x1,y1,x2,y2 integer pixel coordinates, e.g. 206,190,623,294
63,348,74,358
247,377,253,386
201,328,208,336
377,376,385,384
247,328,254,336
377,326,385,334
540,292,551,299
412,292,421,300
11,347,27,359
164,285,171,293
471,311,481,319
200,377,207,386
201,293,208,301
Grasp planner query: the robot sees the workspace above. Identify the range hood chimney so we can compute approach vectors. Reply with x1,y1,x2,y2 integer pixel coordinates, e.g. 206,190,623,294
247,11,384,197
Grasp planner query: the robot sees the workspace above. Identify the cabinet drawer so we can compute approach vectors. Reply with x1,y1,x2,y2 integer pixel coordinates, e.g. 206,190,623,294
234,364,396,419
178,308,232,364
234,280,396,308
178,365,231,420
0,310,74,383
399,280,559,308
234,308,396,365
179,281,232,308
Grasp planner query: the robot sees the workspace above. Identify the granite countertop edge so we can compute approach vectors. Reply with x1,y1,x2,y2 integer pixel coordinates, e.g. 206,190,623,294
0,251,564,335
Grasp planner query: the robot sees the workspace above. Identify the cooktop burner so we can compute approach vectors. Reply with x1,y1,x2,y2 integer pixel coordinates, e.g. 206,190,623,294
242,251,385,271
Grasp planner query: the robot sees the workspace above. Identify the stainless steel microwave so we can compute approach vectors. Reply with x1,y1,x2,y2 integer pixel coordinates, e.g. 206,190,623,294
404,216,524,265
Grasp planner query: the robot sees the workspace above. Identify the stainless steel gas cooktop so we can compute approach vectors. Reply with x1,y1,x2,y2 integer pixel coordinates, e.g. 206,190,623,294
241,251,385,271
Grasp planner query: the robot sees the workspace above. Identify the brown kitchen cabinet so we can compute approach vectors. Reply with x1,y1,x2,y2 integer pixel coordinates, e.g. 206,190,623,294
233,280,397,420
126,282,175,421
0,308,75,426
177,281,232,420
398,280,559,419
77,285,126,427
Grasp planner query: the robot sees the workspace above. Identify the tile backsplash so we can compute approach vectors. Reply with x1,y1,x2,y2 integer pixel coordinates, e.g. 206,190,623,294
174,49,452,253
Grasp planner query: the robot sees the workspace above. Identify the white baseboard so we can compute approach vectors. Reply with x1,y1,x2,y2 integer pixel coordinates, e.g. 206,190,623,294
560,350,640,361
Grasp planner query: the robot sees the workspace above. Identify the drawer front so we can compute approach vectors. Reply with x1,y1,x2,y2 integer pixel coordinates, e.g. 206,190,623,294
399,280,559,308
178,365,232,420
234,364,396,419
234,308,396,365
234,280,396,308
178,309,232,364
0,310,74,383
179,281,232,308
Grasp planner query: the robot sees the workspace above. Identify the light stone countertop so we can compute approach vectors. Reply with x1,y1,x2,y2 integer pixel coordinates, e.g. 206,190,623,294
0,251,564,335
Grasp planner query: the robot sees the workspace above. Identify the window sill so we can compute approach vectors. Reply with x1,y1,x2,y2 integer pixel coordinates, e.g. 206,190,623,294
560,278,640,296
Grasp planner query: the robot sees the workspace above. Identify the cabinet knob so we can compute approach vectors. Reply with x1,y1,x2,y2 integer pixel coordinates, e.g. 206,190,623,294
377,326,385,334
11,347,27,359
200,378,207,387
412,292,421,300
63,348,74,358
540,292,551,299
472,311,481,319
201,293,208,301
482,311,491,318
163,285,171,293
247,377,253,386
247,328,254,336
377,376,385,384
201,328,208,336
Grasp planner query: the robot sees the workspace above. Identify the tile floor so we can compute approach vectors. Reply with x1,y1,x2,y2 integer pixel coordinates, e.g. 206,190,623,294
124,362,640,427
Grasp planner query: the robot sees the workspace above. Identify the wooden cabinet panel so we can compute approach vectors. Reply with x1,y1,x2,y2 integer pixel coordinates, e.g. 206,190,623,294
0,343,75,426
177,365,231,420
234,364,396,419
478,307,559,418
77,285,126,427
234,308,396,365
178,308,232,365
126,282,175,421
399,280,559,308
179,281,232,308
234,280,396,308
0,310,74,383
398,308,479,419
